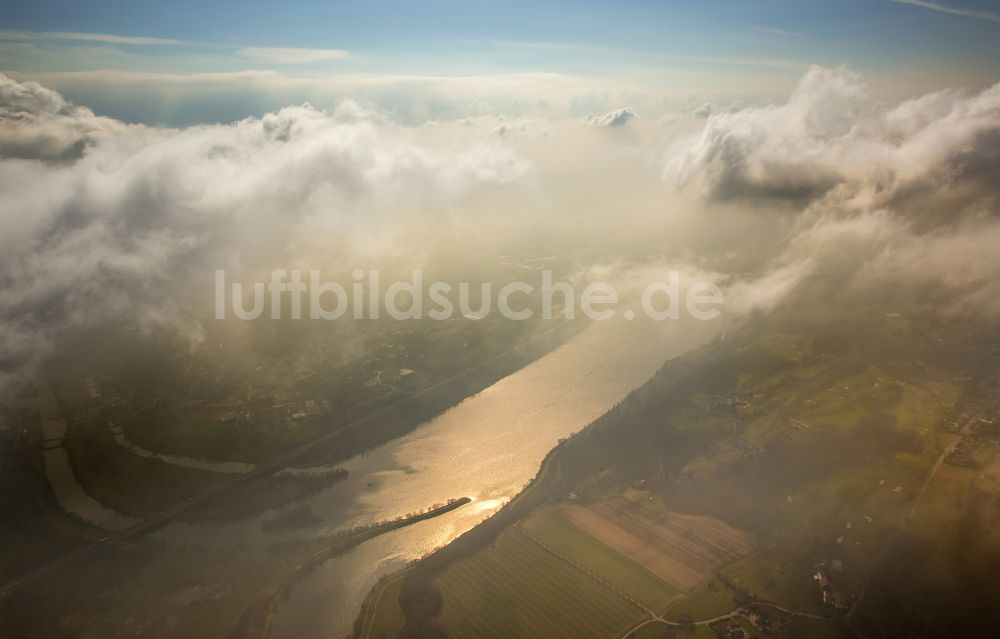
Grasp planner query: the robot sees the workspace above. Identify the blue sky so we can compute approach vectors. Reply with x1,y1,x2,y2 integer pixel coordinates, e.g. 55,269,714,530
2,0,998,124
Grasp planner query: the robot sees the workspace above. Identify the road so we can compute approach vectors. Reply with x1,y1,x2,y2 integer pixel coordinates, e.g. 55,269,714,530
619,599,825,639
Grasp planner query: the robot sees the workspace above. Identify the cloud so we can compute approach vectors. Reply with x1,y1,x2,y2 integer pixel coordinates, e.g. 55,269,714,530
888,0,1000,23
857,213,1000,317
724,261,815,316
692,103,713,119
589,107,636,128
0,31,181,45
0,75,538,390
6,69,633,127
0,73,130,161
763,204,1000,319
664,65,1000,205
751,26,803,37
664,64,1000,322
3,66,1000,394
664,65,868,201
239,47,352,64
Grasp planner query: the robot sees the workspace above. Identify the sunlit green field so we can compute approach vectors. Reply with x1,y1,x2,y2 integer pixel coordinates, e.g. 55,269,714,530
661,580,737,622
520,505,680,610
358,572,407,639
436,526,647,639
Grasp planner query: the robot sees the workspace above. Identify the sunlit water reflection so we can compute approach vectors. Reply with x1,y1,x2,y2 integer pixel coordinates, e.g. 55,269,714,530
158,315,719,637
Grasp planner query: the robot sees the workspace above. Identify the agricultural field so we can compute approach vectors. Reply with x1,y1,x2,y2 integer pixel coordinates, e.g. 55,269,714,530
358,572,407,639
627,621,716,639
625,622,674,639
519,505,680,610
661,580,738,622
557,499,754,592
435,525,647,639
359,307,1000,638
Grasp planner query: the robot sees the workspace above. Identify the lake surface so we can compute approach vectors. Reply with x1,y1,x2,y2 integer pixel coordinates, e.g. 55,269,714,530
259,314,720,638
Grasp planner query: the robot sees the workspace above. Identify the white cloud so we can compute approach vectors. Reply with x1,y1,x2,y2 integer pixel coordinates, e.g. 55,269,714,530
855,211,1000,317
665,64,1000,322
725,261,815,316
4,65,813,129
0,73,131,160
0,75,537,390
751,26,804,37
0,31,181,45
3,65,1000,393
239,47,352,64
664,65,1000,204
889,0,1000,23
589,107,636,128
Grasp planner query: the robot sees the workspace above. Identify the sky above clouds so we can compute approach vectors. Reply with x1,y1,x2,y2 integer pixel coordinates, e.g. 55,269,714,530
1,0,999,124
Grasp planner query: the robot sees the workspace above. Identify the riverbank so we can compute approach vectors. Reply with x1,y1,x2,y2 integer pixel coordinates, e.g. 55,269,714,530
0,317,589,639
351,417,578,638
272,316,720,638
349,320,721,638
231,497,471,639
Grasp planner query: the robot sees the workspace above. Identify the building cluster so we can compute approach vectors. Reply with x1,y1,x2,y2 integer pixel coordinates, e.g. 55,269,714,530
713,392,766,419
943,396,1000,469
812,561,850,611
708,619,745,638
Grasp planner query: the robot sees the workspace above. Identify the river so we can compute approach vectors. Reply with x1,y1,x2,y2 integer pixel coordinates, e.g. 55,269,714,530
254,314,720,638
